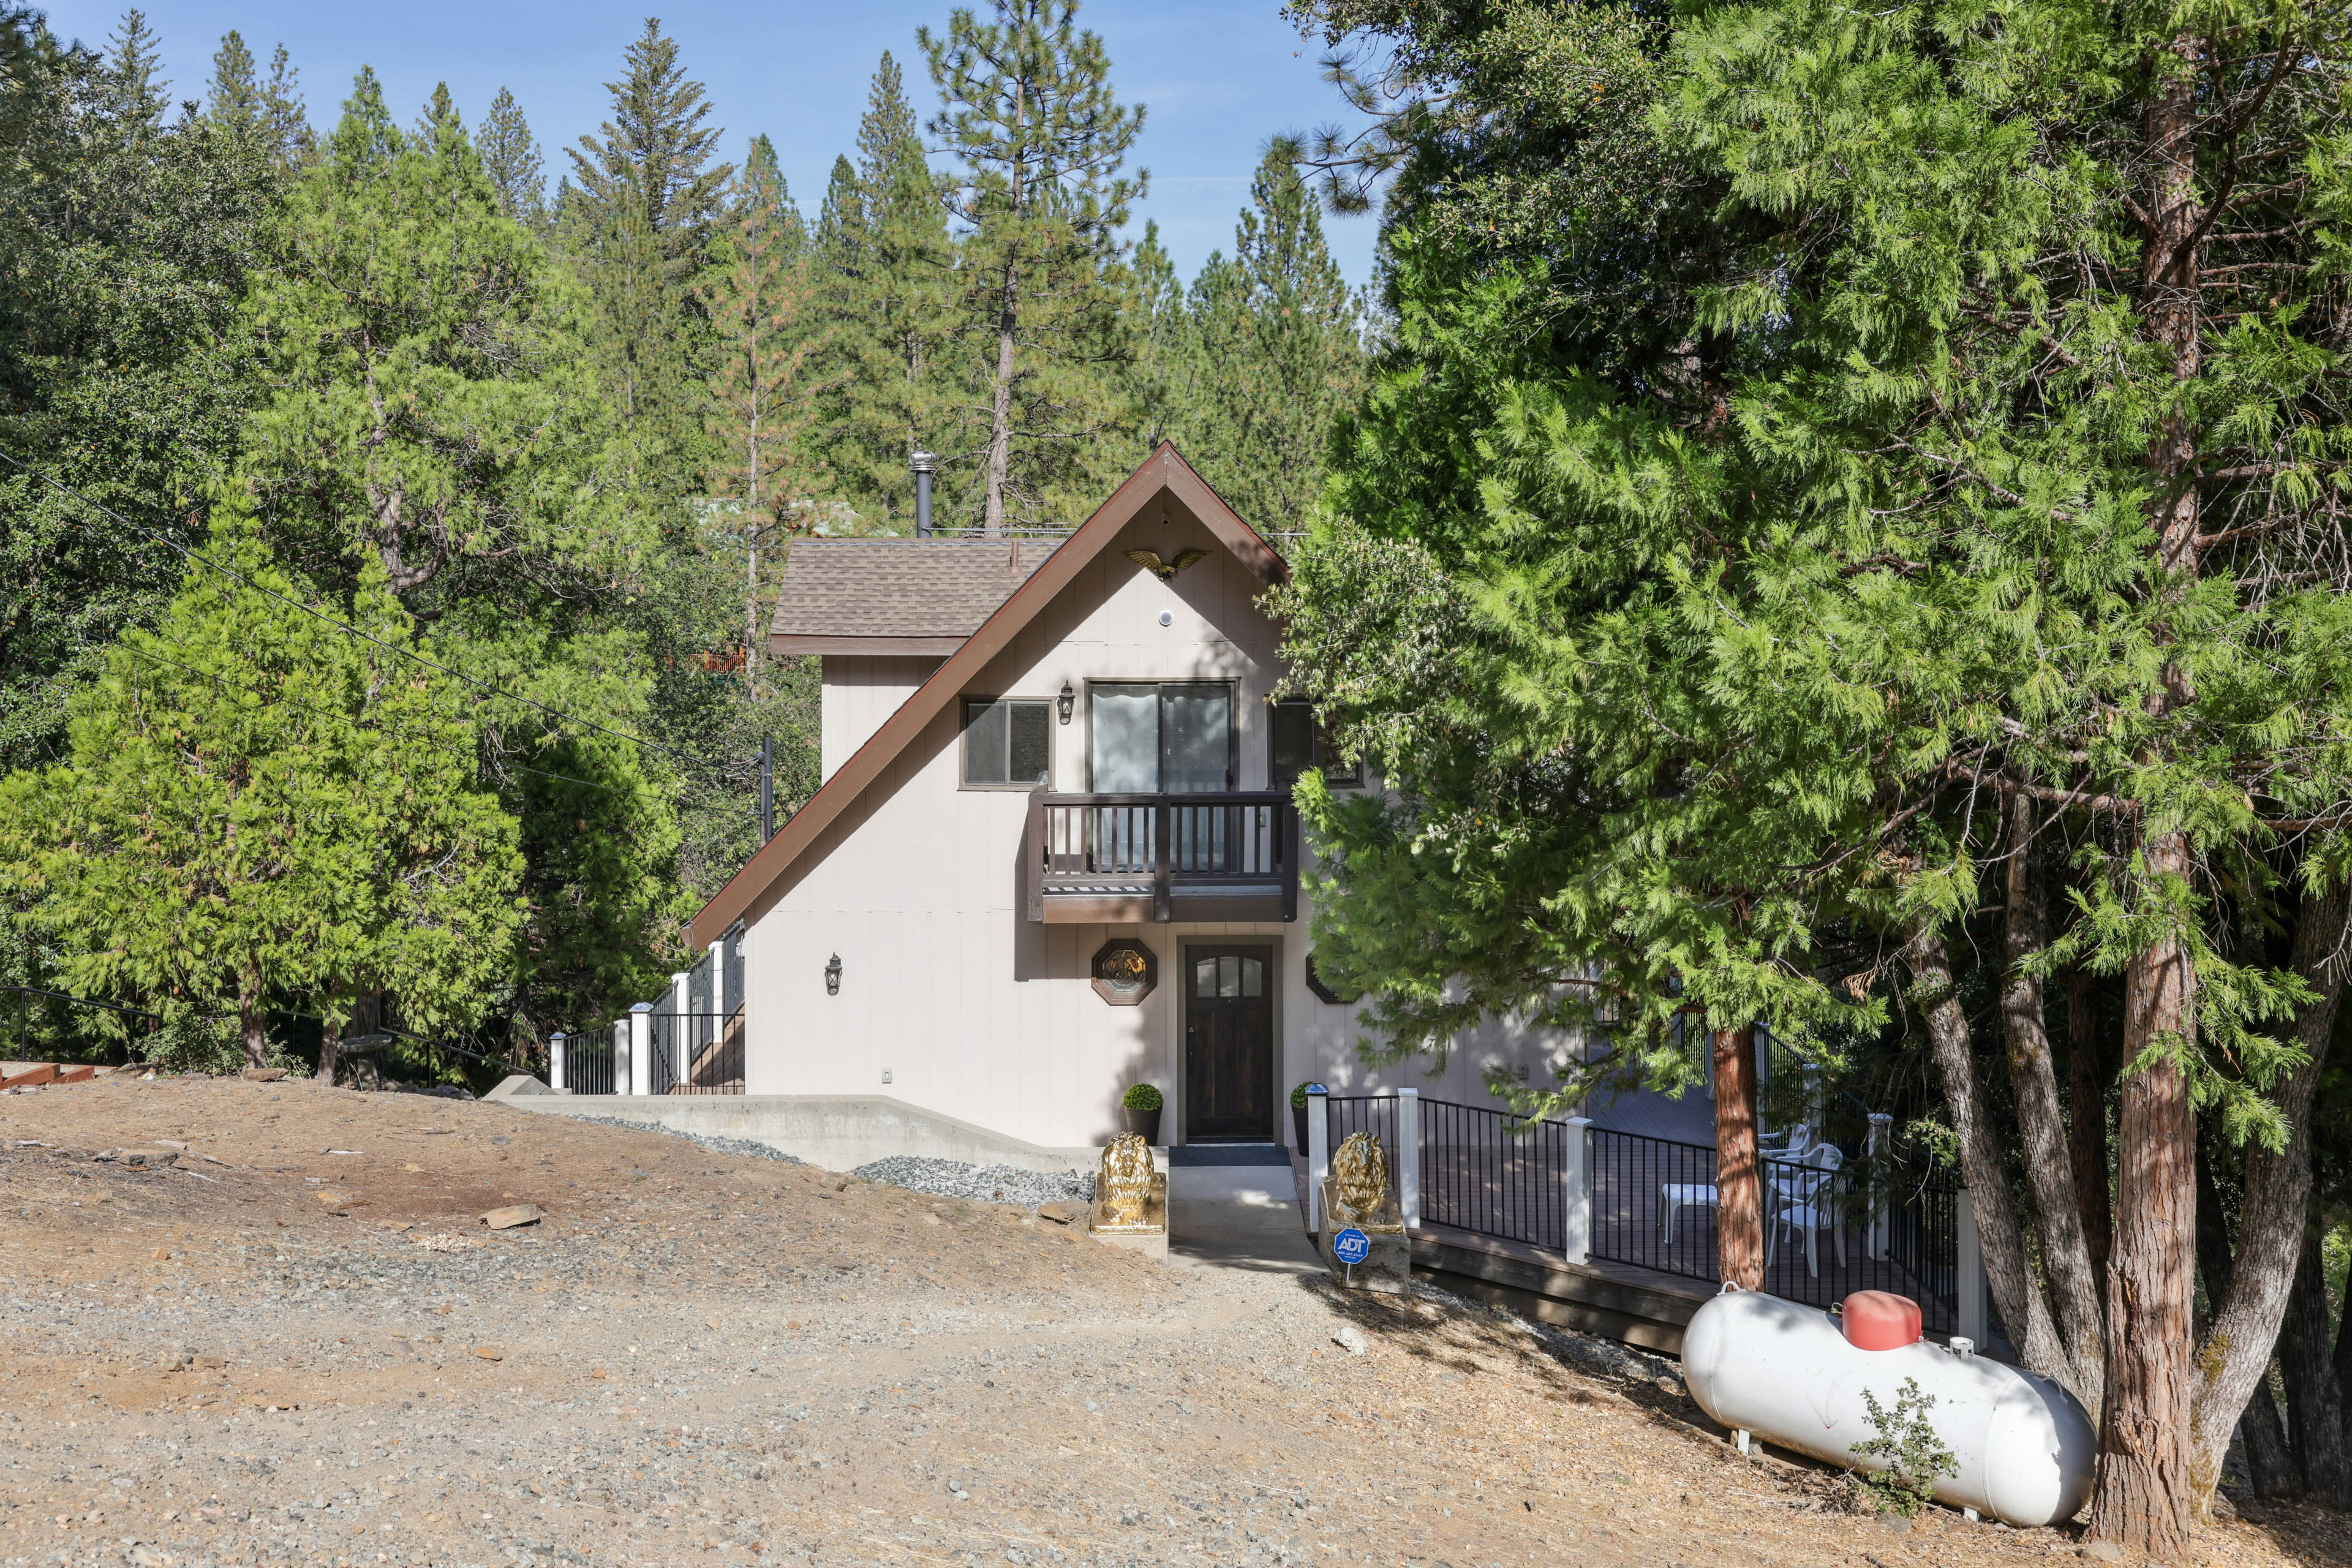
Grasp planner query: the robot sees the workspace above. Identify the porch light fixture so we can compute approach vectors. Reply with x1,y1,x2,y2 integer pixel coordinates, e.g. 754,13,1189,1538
1058,680,1076,724
824,953,842,996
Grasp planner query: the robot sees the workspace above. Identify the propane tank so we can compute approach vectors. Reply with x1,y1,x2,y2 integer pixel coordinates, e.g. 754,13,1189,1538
1681,1286,2095,1526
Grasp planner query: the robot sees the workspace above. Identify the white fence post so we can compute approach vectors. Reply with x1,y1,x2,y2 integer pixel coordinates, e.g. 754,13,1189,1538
1563,1116,1594,1265
1396,1087,1422,1231
550,1033,567,1094
611,1018,628,1097
1866,1112,1893,1260
1956,1189,1988,1347
1306,1085,1330,1235
711,934,729,1022
628,1003,654,1097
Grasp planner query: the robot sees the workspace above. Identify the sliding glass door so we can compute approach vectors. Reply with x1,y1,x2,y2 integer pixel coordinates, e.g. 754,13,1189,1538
1088,684,1233,793
1088,684,1235,873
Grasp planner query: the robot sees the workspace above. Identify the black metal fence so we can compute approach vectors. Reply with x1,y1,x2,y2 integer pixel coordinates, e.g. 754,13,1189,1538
648,1010,744,1095
1324,1093,1963,1333
1417,1098,1575,1249
1585,1123,1962,1332
564,1029,616,1096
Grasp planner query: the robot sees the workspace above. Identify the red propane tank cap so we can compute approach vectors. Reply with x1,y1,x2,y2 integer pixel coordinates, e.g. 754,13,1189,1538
1842,1291,1923,1351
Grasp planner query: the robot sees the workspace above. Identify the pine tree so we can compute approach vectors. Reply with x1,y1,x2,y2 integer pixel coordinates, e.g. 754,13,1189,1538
1127,219,1190,453
815,51,957,532
241,70,633,599
559,18,734,493
1184,145,1361,529
567,18,732,287
100,10,166,137
208,32,312,173
478,86,545,227
701,135,829,689
922,0,1145,533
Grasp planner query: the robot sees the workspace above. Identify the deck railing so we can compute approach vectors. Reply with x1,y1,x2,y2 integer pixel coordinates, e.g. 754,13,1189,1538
1025,791,1296,922
1311,1090,1964,1334
648,1011,745,1096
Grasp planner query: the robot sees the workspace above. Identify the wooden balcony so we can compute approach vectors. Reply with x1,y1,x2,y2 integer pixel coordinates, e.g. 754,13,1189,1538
1024,791,1298,924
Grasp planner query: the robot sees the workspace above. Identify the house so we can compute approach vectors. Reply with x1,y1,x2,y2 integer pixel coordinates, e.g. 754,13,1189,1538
687,445,1575,1152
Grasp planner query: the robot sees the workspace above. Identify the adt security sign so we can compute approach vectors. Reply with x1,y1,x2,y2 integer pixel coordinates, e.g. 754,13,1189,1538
1332,1227,1371,1267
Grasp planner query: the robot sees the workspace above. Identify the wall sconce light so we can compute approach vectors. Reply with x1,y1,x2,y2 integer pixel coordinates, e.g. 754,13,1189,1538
824,953,842,996
1058,680,1076,725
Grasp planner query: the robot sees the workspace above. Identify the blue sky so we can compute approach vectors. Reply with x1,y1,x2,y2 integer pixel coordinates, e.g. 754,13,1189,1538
43,0,1381,291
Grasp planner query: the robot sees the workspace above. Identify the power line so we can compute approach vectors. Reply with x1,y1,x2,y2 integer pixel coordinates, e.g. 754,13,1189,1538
0,447,742,779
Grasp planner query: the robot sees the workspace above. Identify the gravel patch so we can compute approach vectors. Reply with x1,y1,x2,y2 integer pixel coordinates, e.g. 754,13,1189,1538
570,1115,807,1165
852,1153,1093,1205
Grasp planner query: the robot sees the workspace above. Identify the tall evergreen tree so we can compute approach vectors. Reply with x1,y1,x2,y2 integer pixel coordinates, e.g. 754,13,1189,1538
1184,143,1362,528
0,507,523,1068
0,7,276,769
701,135,828,687
478,86,545,227
559,19,734,492
567,18,732,286
815,52,957,532
1279,0,2352,1548
205,31,312,173
922,0,1145,533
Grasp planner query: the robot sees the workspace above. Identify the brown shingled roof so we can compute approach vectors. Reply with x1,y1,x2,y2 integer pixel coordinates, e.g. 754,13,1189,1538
767,538,1058,655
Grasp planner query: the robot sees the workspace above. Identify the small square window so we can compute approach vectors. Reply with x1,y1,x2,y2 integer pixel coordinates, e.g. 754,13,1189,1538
961,698,1052,788
1272,702,1362,789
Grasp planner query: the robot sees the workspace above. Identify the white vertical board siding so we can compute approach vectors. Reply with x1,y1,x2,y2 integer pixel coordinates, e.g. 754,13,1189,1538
740,515,1562,1147
819,655,943,782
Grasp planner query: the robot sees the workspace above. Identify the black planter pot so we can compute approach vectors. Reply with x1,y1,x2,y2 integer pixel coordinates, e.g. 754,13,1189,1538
1293,1104,1310,1155
1122,1106,1162,1144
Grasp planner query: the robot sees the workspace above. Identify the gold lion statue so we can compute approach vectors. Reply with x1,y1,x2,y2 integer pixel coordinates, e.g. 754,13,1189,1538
1096,1133,1156,1230
1329,1131,1398,1229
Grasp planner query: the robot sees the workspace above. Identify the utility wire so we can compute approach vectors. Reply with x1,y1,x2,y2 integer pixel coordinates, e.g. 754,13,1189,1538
0,447,744,780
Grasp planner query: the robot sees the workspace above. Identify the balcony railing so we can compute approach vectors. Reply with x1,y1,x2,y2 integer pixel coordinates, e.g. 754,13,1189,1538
1024,791,1297,924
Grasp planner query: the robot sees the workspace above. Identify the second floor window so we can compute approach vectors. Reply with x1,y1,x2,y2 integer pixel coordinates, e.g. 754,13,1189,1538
962,698,1051,788
1089,682,1234,793
1271,701,1363,789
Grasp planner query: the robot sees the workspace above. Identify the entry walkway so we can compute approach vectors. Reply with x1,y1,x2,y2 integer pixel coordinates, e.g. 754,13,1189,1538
1164,1144,1321,1275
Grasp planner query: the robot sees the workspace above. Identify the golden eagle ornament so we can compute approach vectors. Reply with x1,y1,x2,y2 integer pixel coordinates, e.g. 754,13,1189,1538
1123,547,1208,583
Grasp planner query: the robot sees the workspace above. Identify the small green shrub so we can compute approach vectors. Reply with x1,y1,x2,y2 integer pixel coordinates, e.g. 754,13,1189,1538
1121,1082,1163,1112
1291,1082,1312,1110
1850,1377,1957,1517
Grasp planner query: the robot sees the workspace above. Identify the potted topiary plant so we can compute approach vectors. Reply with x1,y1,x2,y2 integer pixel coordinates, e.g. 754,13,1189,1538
1291,1082,1312,1154
1121,1082,1164,1144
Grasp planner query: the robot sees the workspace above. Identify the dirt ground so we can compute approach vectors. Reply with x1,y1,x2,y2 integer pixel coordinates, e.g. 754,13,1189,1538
0,1074,2343,1568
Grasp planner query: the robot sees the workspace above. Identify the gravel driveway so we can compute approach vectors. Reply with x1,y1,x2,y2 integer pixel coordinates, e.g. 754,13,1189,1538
0,1075,2339,1568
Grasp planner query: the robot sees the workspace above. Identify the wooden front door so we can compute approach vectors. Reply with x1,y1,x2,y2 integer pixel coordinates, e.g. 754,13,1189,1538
1185,944,1275,1141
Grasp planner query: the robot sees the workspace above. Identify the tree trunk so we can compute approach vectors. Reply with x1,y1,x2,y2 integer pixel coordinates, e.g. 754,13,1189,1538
2242,1378,2301,1499
2089,838,2201,1558
1906,920,2070,1378
2191,883,2349,1506
2001,796,2106,1407
1711,1023,1762,1290
2192,1130,2298,1497
983,257,1017,538
237,979,267,1069
2280,1220,2350,1505
2090,36,2208,1549
317,1016,342,1089
2067,963,2114,1291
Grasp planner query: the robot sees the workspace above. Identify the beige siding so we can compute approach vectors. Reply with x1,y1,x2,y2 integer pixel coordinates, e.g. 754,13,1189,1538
819,655,942,782
741,513,1566,1149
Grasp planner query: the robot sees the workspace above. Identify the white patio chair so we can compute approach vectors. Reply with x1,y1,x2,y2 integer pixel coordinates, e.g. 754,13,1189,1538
1765,1144,1846,1277
1757,1123,1815,1158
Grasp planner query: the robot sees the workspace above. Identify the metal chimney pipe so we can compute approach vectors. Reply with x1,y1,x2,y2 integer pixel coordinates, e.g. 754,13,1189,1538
910,450,936,537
